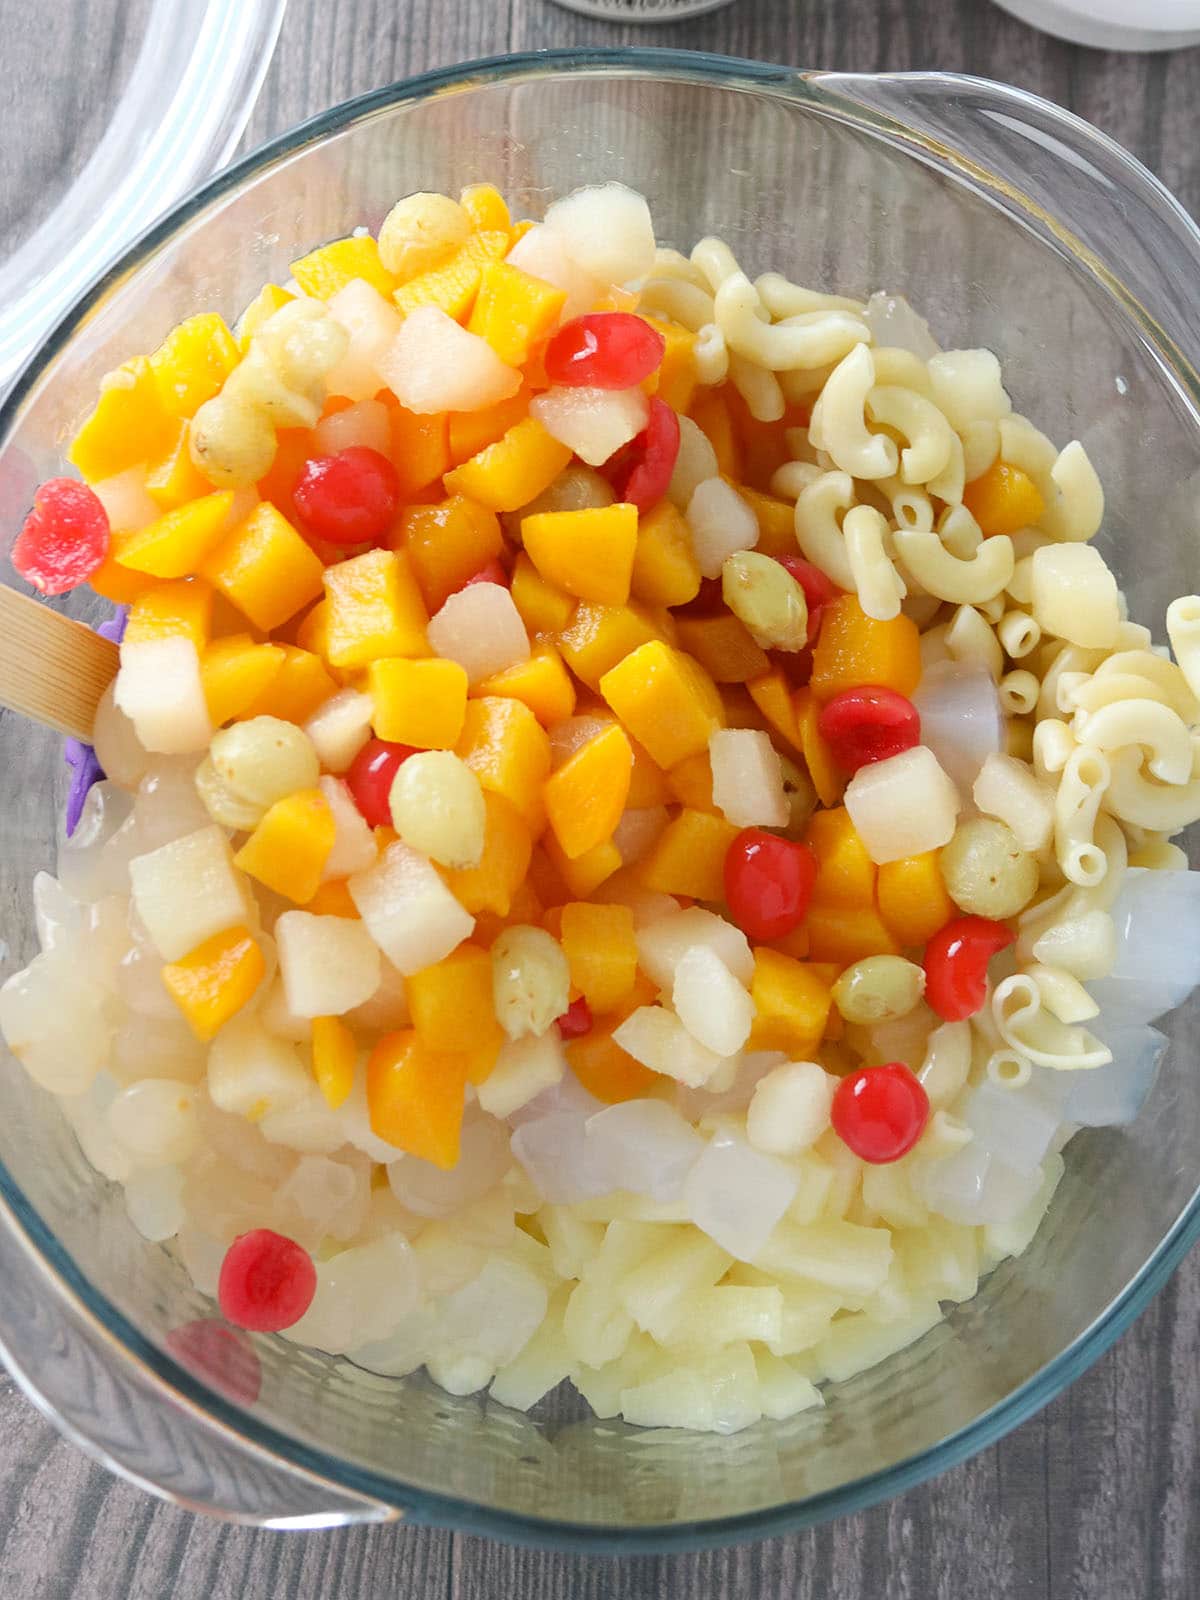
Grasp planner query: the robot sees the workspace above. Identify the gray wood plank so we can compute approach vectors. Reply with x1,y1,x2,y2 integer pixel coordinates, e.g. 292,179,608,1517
1,0,1199,1595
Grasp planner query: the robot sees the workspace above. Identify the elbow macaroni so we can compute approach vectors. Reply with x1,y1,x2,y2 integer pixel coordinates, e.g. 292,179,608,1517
808,345,899,479
843,504,906,621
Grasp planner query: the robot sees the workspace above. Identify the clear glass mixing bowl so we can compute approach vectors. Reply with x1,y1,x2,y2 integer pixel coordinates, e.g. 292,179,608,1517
1,49,1199,1552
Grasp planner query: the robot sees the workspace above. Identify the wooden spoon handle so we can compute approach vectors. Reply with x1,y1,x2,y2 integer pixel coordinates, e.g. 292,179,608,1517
0,586,119,742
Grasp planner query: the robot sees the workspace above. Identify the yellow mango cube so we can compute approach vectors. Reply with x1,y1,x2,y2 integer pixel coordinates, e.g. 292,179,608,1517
114,491,235,578
746,668,805,754
387,403,451,499
557,601,666,691
690,388,741,479
323,548,429,669
560,901,638,1015
406,942,504,1065
641,316,698,414
521,504,638,606
599,639,725,769
675,613,770,684
202,502,326,631
393,253,484,322
748,950,832,1056
627,739,671,809
125,579,214,654
447,389,531,467
468,261,567,367
544,723,633,860
291,236,397,300
392,230,508,320
543,833,622,899
510,552,576,638
241,645,337,723
963,459,1045,538
795,688,845,808
805,904,900,967
456,696,551,833
630,501,702,607
148,313,240,419
876,852,955,948
636,808,739,901
201,634,287,727
366,1030,467,1168
312,1014,357,1109
68,357,176,482
738,485,797,560
666,750,716,814
440,791,532,917
161,926,266,1042
810,594,921,703
235,283,295,351
475,645,576,726
368,656,468,748
234,788,336,903
397,496,503,612
460,183,511,232
305,879,362,919
805,807,876,908
88,551,157,605
145,421,218,510
443,417,572,512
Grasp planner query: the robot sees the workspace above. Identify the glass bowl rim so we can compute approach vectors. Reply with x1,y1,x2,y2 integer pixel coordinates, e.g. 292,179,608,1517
2,45,1199,1552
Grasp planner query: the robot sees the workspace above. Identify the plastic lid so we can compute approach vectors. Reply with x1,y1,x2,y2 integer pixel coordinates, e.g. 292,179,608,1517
0,0,288,392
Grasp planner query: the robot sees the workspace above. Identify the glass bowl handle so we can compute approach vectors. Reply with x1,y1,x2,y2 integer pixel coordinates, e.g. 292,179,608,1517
0,0,289,396
810,71,1200,393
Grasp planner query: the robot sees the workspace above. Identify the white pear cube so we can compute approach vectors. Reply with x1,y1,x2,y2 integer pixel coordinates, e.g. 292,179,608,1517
325,278,404,401
530,386,648,467
426,584,530,684
544,182,656,286
685,478,759,579
709,729,789,828
378,306,521,415
672,945,754,1057
129,826,251,960
313,397,391,456
844,745,961,864
275,910,381,1018
305,690,374,774
115,638,212,755
506,224,600,319
635,906,753,990
348,840,473,975
476,1031,565,1119
207,1015,312,1121
317,774,377,880
747,1061,836,1155
611,1005,723,1088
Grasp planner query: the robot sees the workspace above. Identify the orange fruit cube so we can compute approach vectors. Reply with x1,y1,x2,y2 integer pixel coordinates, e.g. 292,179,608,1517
368,656,468,748
599,639,724,769
521,503,639,607
560,901,638,1015
810,594,921,703
456,695,552,833
544,722,633,860
366,1030,467,1169
202,502,326,631
396,495,503,612
160,926,266,1042
234,788,336,904
636,808,739,901
323,548,429,669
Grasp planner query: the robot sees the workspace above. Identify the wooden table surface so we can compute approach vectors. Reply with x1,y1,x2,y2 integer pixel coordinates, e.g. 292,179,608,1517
4,1,1200,1595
